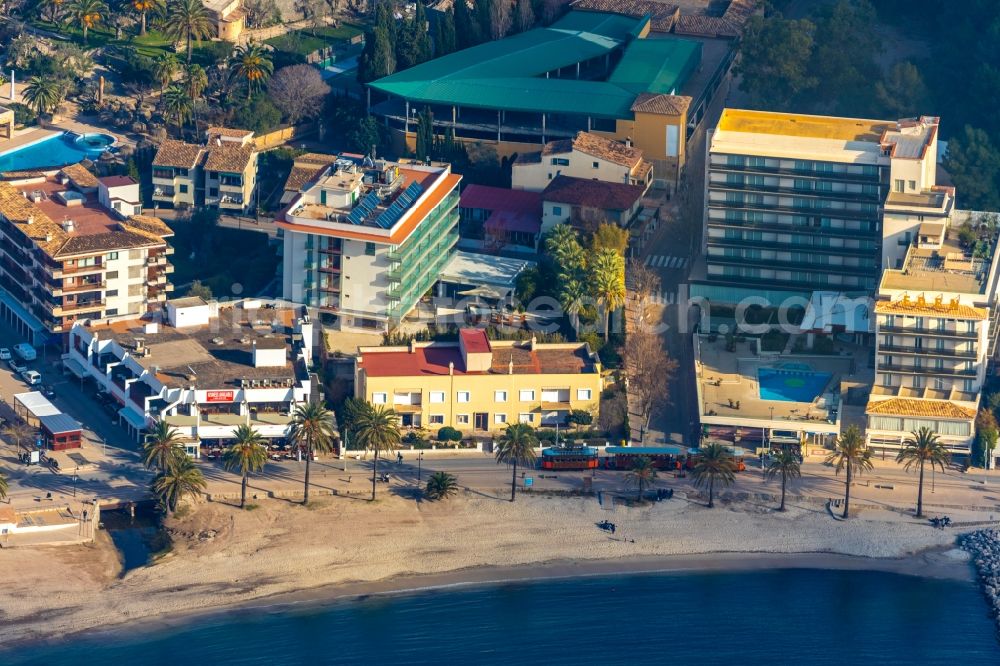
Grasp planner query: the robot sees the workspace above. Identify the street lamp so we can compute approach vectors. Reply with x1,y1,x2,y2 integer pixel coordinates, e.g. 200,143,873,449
417,451,424,482
72,473,78,498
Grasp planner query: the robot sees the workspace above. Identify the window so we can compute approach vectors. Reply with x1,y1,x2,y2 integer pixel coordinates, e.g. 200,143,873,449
552,206,562,216
592,161,599,169
179,184,189,194
106,289,118,297
894,179,904,192
106,270,118,280
494,390,507,402
519,389,535,401
372,392,387,404
548,173,552,180
494,413,507,424
551,158,569,166
908,180,916,190
457,391,470,403
364,242,376,256
107,252,118,260
105,308,118,316
429,414,444,425
518,413,533,424
576,389,592,401
429,391,445,403
456,414,470,425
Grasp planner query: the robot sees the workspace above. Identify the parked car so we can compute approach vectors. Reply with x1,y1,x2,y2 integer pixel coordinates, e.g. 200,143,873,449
8,359,27,374
41,384,56,399
21,369,42,386
13,343,36,361
0,348,10,361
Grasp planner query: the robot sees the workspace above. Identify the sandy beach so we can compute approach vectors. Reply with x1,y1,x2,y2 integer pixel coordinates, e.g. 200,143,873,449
0,491,979,646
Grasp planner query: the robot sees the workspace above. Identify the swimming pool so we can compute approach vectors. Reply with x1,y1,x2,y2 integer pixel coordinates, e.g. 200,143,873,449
0,131,116,172
758,366,832,402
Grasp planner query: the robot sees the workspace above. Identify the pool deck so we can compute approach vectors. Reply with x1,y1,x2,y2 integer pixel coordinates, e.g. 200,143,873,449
695,334,873,434
0,127,58,154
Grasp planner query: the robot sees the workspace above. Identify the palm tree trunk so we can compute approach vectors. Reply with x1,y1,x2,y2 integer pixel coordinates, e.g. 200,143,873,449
842,462,852,519
303,437,312,504
83,26,88,43
187,33,193,65
779,473,786,511
371,451,378,501
241,471,247,508
510,460,518,502
916,459,925,518
708,475,714,508
141,11,147,36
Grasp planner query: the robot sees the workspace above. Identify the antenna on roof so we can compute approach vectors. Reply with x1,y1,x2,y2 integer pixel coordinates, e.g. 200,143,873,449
187,365,197,376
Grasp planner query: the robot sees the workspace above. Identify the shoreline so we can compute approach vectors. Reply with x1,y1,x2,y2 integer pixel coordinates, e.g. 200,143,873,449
3,546,974,652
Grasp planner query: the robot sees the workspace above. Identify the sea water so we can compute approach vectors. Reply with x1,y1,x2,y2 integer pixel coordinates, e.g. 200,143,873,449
4,569,997,665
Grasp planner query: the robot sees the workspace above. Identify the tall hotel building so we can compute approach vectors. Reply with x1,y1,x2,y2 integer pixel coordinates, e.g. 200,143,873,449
279,158,460,333
692,110,943,306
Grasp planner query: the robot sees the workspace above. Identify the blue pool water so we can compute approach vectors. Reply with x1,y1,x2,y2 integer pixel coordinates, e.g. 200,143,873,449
2,569,996,665
758,366,832,402
0,132,116,172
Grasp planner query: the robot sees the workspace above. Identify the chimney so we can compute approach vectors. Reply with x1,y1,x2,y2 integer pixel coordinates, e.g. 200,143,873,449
409,338,416,353
62,218,75,233
508,353,513,375
448,361,454,376
530,334,537,351
26,215,34,225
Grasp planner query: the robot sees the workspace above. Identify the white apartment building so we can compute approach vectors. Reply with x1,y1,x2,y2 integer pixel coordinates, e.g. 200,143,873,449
0,164,174,344
693,110,943,306
63,298,313,453
279,157,461,333
866,211,1000,458
152,128,259,214
512,131,653,193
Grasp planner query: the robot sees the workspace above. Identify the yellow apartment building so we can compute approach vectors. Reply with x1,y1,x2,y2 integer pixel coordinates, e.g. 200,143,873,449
355,329,603,434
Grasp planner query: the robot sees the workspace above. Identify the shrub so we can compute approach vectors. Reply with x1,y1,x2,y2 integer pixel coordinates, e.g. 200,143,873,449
437,426,463,442
7,102,36,126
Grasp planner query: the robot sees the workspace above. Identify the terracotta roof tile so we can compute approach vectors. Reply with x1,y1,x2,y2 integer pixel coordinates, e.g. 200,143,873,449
203,144,254,173
152,140,203,168
206,127,253,140
60,163,100,189
568,131,642,168
631,93,691,116
866,398,977,420
874,298,988,320
571,0,679,32
541,175,645,211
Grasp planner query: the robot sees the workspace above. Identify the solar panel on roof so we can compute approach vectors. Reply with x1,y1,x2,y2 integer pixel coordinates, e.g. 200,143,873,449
347,208,365,225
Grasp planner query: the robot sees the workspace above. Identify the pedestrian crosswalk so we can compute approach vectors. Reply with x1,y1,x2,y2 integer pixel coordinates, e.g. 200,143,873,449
644,255,688,269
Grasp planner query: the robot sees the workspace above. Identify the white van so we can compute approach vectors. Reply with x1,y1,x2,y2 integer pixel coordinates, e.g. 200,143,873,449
13,343,36,362
21,369,41,386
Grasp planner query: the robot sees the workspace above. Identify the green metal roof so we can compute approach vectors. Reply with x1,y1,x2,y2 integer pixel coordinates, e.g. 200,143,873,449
369,11,701,119
607,38,702,95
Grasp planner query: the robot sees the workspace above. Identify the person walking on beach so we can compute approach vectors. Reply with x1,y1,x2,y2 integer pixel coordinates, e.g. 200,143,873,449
610,523,616,535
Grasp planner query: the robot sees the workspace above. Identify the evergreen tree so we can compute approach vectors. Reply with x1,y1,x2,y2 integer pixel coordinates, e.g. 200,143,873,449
513,0,534,33
474,0,492,42
415,106,434,161
397,1,431,69
358,25,396,83
455,0,482,49
435,6,457,56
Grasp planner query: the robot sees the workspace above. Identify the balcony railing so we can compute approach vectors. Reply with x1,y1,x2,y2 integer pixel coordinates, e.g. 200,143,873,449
876,363,977,377
57,299,105,315
57,280,106,296
709,180,882,203
878,344,978,359
879,325,979,339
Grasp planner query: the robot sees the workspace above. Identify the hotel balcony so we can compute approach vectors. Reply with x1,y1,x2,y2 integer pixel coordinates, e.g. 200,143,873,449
879,325,978,339
877,344,978,359
53,299,105,316
147,255,167,266
61,262,104,276
876,362,976,378
147,274,167,287
53,280,106,297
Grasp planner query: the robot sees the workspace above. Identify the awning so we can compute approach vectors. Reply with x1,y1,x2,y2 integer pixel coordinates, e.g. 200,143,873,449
39,413,82,435
63,357,88,379
118,407,148,430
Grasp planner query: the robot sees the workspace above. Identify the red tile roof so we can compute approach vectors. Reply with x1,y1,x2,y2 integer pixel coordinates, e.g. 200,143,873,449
541,175,645,211
460,328,491,353
359,342,596,377
100,175,137,187
460,184,542,216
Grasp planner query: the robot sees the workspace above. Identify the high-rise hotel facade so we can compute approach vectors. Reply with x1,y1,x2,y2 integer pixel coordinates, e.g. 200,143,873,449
692,110,942,307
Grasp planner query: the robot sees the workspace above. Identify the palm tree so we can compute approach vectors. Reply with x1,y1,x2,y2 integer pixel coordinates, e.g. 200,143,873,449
425,471,458,500
152,454,207,515
0,469,8,501
765,449,801,511
826,424,873,519
162,84,192,130
692,442,736,508
897,427,950,518
231,42,273,99
185,63,208,99
153,52,178,96
288,402,337,505
625,456,657,500
352,403,401,501
142,421,183,471
495,423,538,502
66,0,106,43
2,422,36,454
590,247,626,339
132,0,162,35
222,424,268,509
22,76,63,115
161,0,213,64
